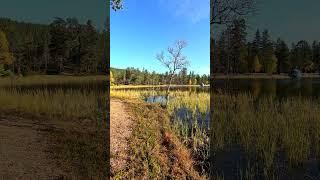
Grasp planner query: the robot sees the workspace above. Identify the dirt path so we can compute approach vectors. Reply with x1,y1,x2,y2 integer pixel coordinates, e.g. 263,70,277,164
0,116,63,179
110,99,133,175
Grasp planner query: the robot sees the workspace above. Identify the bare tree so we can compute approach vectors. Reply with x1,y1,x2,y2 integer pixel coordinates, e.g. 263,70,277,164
111,0,123,11
211,0,257,25
156,40,189,103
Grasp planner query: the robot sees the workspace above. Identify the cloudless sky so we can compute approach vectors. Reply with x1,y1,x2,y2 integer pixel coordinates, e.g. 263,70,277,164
0,0,106,30
247,0,320,44
111,0,210,75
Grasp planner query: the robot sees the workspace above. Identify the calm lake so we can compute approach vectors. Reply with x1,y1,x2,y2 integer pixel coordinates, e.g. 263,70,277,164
2,81,108,93
213,78,320,98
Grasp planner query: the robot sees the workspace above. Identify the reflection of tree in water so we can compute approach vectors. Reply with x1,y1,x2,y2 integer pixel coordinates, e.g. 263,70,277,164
251,80,261,98
302,79,313,97
263,79,277,98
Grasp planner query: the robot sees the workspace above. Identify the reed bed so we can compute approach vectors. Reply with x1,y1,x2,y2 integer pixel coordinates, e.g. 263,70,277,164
211,93,320,178
0,88,104,120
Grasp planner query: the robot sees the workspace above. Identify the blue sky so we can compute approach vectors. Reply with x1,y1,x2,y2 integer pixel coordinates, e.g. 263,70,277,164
111,0,210,75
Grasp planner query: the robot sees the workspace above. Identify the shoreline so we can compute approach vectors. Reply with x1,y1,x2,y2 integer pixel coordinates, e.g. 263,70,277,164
213,73,320,79
111,84,205,89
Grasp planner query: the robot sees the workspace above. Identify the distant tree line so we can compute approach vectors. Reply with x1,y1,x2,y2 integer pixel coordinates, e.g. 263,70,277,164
0,17,108,76
212,19,320,74
111,67,209,85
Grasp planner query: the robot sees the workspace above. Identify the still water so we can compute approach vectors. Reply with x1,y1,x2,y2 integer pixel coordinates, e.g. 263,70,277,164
2,81,108,93
213,78,320,98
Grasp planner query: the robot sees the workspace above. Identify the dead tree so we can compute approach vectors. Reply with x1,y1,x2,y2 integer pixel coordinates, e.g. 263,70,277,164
211,0,257,25
111,0,123,11
156,40,189,103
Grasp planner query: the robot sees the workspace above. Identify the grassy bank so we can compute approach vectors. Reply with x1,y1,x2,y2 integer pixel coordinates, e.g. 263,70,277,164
0,76,107,178
111,84,202,90
111,89,210,178
112,99,205,179
211,93,320,178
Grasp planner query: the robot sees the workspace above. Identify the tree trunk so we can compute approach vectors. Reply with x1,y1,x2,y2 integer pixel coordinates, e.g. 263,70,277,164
166,73,174,105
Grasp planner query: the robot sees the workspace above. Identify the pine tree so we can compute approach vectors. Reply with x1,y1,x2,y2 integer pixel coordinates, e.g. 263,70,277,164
252,29,261,56
261,29,274,72
275,38,290,73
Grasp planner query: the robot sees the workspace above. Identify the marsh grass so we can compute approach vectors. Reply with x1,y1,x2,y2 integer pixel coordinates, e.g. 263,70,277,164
111,89,210,175
0,88,102,120
211,93,320,178
115,99,205,179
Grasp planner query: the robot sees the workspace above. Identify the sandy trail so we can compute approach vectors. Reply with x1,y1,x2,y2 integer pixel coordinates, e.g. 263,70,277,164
0,116,63,180
110,99,132,175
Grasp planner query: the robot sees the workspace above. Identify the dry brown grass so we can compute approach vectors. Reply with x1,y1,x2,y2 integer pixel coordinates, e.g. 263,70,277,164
112,99,207,179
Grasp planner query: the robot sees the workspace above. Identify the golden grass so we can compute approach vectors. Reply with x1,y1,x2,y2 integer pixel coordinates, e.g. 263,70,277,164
0,88,103,120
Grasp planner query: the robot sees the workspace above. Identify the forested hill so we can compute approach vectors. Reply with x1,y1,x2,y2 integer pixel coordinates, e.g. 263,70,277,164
0,17,108,75
110,67,209,85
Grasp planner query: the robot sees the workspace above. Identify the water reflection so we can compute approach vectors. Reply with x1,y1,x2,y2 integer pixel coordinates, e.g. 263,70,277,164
2,81,107,93
213,78,320,98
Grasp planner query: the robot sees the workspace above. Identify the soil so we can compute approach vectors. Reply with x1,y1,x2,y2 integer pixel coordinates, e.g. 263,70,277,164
0,116,64,180
110,99,133,175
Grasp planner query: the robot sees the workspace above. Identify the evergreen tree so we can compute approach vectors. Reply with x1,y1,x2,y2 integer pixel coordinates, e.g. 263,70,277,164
229,19,247,73
261,29,275,72
252,29,261,57
275,38,290,73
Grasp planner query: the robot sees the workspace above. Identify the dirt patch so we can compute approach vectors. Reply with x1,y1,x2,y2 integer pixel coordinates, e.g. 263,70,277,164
0,116,63,179
110,99,133,175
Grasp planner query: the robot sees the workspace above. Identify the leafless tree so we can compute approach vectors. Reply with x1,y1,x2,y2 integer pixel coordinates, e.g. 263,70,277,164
111,0,123,11
156,40,189,103
211,0,257,25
